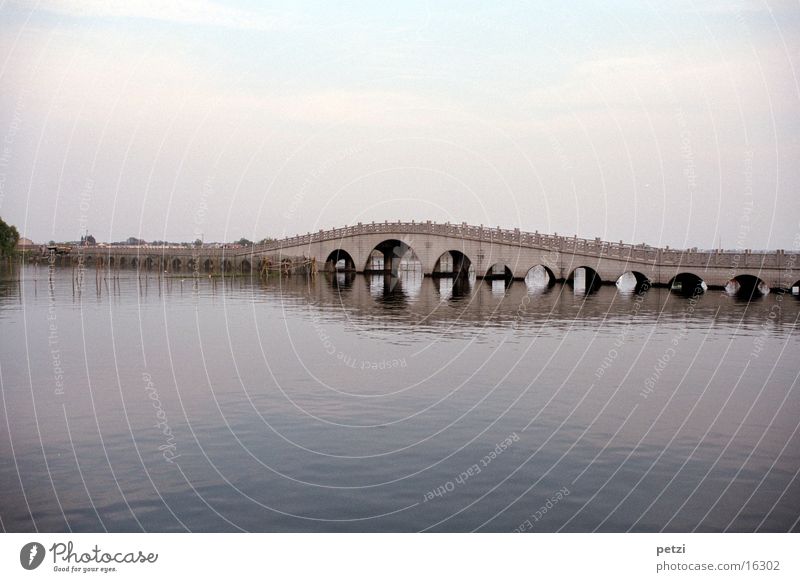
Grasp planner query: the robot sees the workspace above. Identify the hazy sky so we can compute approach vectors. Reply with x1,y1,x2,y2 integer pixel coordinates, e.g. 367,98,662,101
1,0,798,249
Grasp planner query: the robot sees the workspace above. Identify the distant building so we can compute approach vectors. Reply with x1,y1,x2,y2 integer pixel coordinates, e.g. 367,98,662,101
16,237,38,251
80,234,97,246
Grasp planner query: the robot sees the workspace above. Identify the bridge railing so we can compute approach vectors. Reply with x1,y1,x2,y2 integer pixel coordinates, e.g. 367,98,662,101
76,246,237,257
63,224,794,270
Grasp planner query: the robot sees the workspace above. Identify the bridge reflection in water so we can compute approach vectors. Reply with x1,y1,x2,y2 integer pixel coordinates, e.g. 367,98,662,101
37,263,794,331
267,270,797,333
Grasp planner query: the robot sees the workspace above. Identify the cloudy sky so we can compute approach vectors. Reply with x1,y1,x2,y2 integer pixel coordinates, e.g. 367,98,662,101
0,0,798,249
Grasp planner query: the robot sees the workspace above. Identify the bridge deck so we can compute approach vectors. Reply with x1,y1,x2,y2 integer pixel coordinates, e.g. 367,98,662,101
40,221,799,290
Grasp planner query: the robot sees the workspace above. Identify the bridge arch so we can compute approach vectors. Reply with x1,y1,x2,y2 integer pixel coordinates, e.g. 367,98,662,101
524,265,556,291
221,259,232,273
325,249,356,272
725,274,769,299
239,259,251,274
171,257,182,272
669,272,706,296
364,239,419,276
484,264,513,293
568,266,602,293
616,271,651,294
484,263,513,280
433,250,473,278
203,258,213,273
119,257,127,269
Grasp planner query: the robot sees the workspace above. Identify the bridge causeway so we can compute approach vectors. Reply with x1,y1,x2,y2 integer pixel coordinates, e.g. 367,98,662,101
46,220,799,292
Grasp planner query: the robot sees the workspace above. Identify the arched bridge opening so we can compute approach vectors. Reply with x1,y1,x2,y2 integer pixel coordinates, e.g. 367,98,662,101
364,239,420,278
483,263,513,292
525,265,556,292
616,271,651,295
725,274,769,299
325,249,356,272
433,250,473,280
669,273,706,296
569,266,602,294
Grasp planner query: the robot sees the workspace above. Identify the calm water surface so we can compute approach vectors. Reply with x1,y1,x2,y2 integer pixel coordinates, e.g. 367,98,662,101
1,265,798,532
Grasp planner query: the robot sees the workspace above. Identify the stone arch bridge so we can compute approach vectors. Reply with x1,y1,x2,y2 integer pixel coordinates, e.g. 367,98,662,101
57,221,798,291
